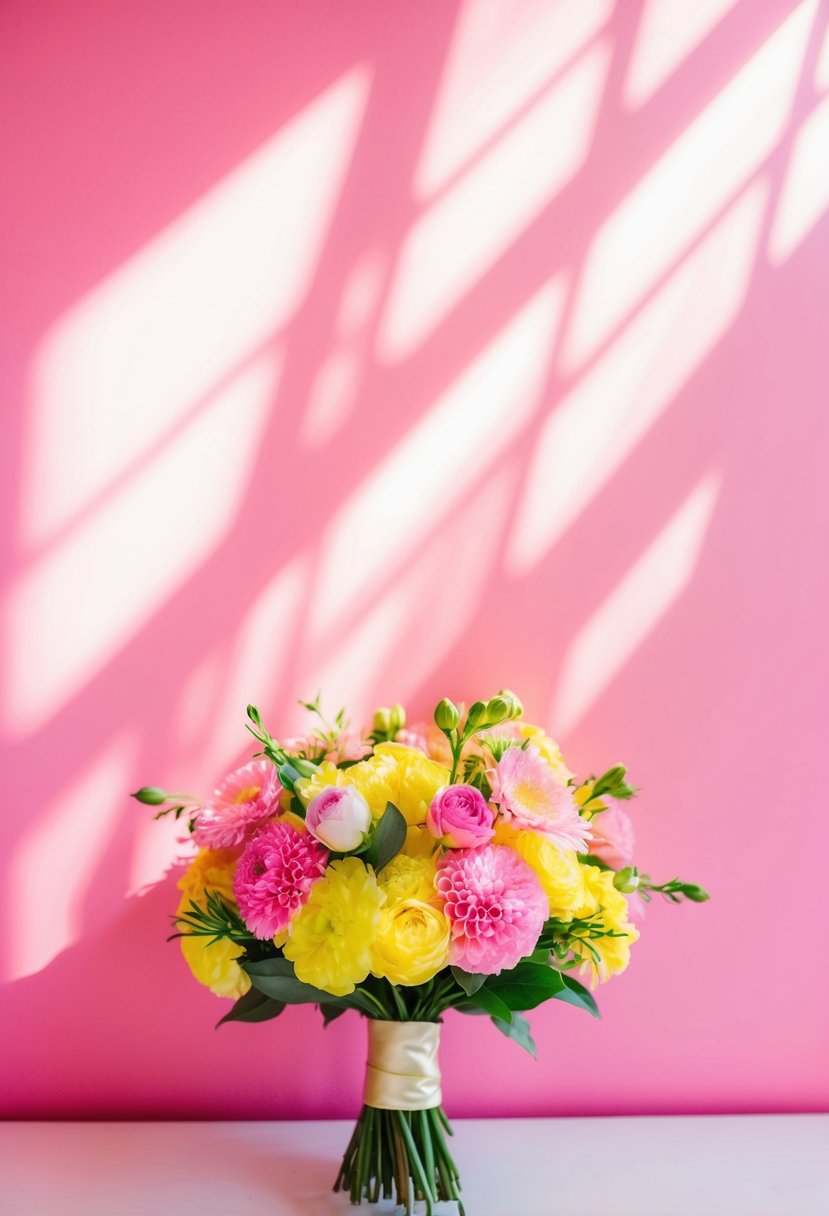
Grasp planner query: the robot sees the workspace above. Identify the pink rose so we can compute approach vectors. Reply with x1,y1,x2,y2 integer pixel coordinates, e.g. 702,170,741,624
427,784,494,849
588,797,635,870
306,786,372,852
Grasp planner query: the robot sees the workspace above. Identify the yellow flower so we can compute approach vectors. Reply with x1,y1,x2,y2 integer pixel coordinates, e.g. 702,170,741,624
518,724,574,783
402,825,436,859
177,847,238,904
178,919,251,999
295,744,450,827
571,866,639,985
372,900,450,986
494,821,584,919
176,848,250,998
378,854,438,907
284,857,383,996
574,779,606,817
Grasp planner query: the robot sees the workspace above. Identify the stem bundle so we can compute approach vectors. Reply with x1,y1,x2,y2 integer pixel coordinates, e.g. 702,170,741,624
334,1104,465,1215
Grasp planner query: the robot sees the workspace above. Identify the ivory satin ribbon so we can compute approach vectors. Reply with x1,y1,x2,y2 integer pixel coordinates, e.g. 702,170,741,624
363,1021,442,1111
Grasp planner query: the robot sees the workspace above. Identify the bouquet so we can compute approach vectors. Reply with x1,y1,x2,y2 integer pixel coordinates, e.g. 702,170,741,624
135,690,707,1214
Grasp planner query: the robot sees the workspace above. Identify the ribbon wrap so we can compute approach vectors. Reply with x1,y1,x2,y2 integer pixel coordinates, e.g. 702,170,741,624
363,1020,442,1111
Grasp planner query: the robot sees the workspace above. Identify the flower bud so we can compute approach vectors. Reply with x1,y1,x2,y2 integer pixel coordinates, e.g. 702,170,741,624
434,698,460,731
305,786,372,852
681,883,710,903
465,700,487,730
613,866,640,894
499,689,524,719
132,786,168,806
373,707,392,735
389,702,406,733
484,696,510,726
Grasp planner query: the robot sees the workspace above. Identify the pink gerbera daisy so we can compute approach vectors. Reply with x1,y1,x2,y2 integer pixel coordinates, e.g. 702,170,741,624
234,820,328,939
193,760,281,849
488,746,590,852
436,845,547,974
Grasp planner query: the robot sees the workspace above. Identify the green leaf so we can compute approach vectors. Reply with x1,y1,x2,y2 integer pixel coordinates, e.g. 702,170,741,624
371,802,407,873
243,957,340,1005
451,967,486,996
320,1003,348,1027
467,985,513,1023
485,961,566,1011
491,1011,537,1057
216,987,286,1027
550,972,601,1019
132,786,168,805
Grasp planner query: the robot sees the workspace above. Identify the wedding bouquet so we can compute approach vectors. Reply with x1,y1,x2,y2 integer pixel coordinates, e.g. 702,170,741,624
135,690,707,1214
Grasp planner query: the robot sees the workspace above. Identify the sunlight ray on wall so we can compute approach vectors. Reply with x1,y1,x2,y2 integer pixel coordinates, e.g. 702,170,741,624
7,734,136,981
4,351,281,738
507,182,766,576
22,67,371,549
623,0,739,108
562,0,815,372
415,0,612,198
768,93,829,263
313,275,568,640
377,46,607,362
552,472,722,734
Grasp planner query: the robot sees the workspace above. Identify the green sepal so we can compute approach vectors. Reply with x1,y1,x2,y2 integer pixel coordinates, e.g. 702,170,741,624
491,1011,537,1057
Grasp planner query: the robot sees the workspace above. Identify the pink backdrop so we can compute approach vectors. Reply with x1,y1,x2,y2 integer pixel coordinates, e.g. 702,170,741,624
2,0,828,1119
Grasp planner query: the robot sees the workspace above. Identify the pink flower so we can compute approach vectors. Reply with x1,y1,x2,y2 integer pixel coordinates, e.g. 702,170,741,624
427,784,494,849
193,760,281,849
588,797,635,870
306,786,372,852
488,746,590,852
234,821,328,939
436,846,547,974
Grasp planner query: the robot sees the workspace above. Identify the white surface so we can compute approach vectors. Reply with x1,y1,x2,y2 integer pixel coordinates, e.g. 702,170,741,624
0,1115,826,1215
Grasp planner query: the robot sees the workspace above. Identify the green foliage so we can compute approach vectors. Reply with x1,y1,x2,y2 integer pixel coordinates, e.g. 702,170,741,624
465,984,513,1023
216,987,286,1027
243,957,379,1016
368,802,407,873
171,889,253,946
491,1011,537,1057
450,967,485,996
548,972,600,1019
639,874,710,904
320,1003,348,1027
483,961,567,1011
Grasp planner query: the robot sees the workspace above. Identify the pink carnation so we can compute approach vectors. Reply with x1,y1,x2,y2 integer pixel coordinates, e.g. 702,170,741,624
436,845,547,974
193,760,281,849
234,821,328,939
588,797,635,870
488,746,590,852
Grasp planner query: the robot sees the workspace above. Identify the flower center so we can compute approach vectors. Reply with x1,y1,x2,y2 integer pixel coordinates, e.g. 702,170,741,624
513,781,548,817
234,784,261,804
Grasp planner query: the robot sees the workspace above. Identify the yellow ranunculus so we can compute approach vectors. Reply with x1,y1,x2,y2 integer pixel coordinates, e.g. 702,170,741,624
372,900,450,986
402,825,436,859
494,821,584,919
178,919,251,999
295,744,450,827
176,848,250,998
177,847,238,904
518,724,574,783
378,854,438,907
284,857,383,996
571,866,639,985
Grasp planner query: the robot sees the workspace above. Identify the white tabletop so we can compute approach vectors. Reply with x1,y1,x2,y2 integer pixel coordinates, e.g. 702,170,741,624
0,1116,826,1215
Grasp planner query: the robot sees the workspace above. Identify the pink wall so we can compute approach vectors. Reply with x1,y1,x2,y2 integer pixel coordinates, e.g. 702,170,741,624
2,0,828,1119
